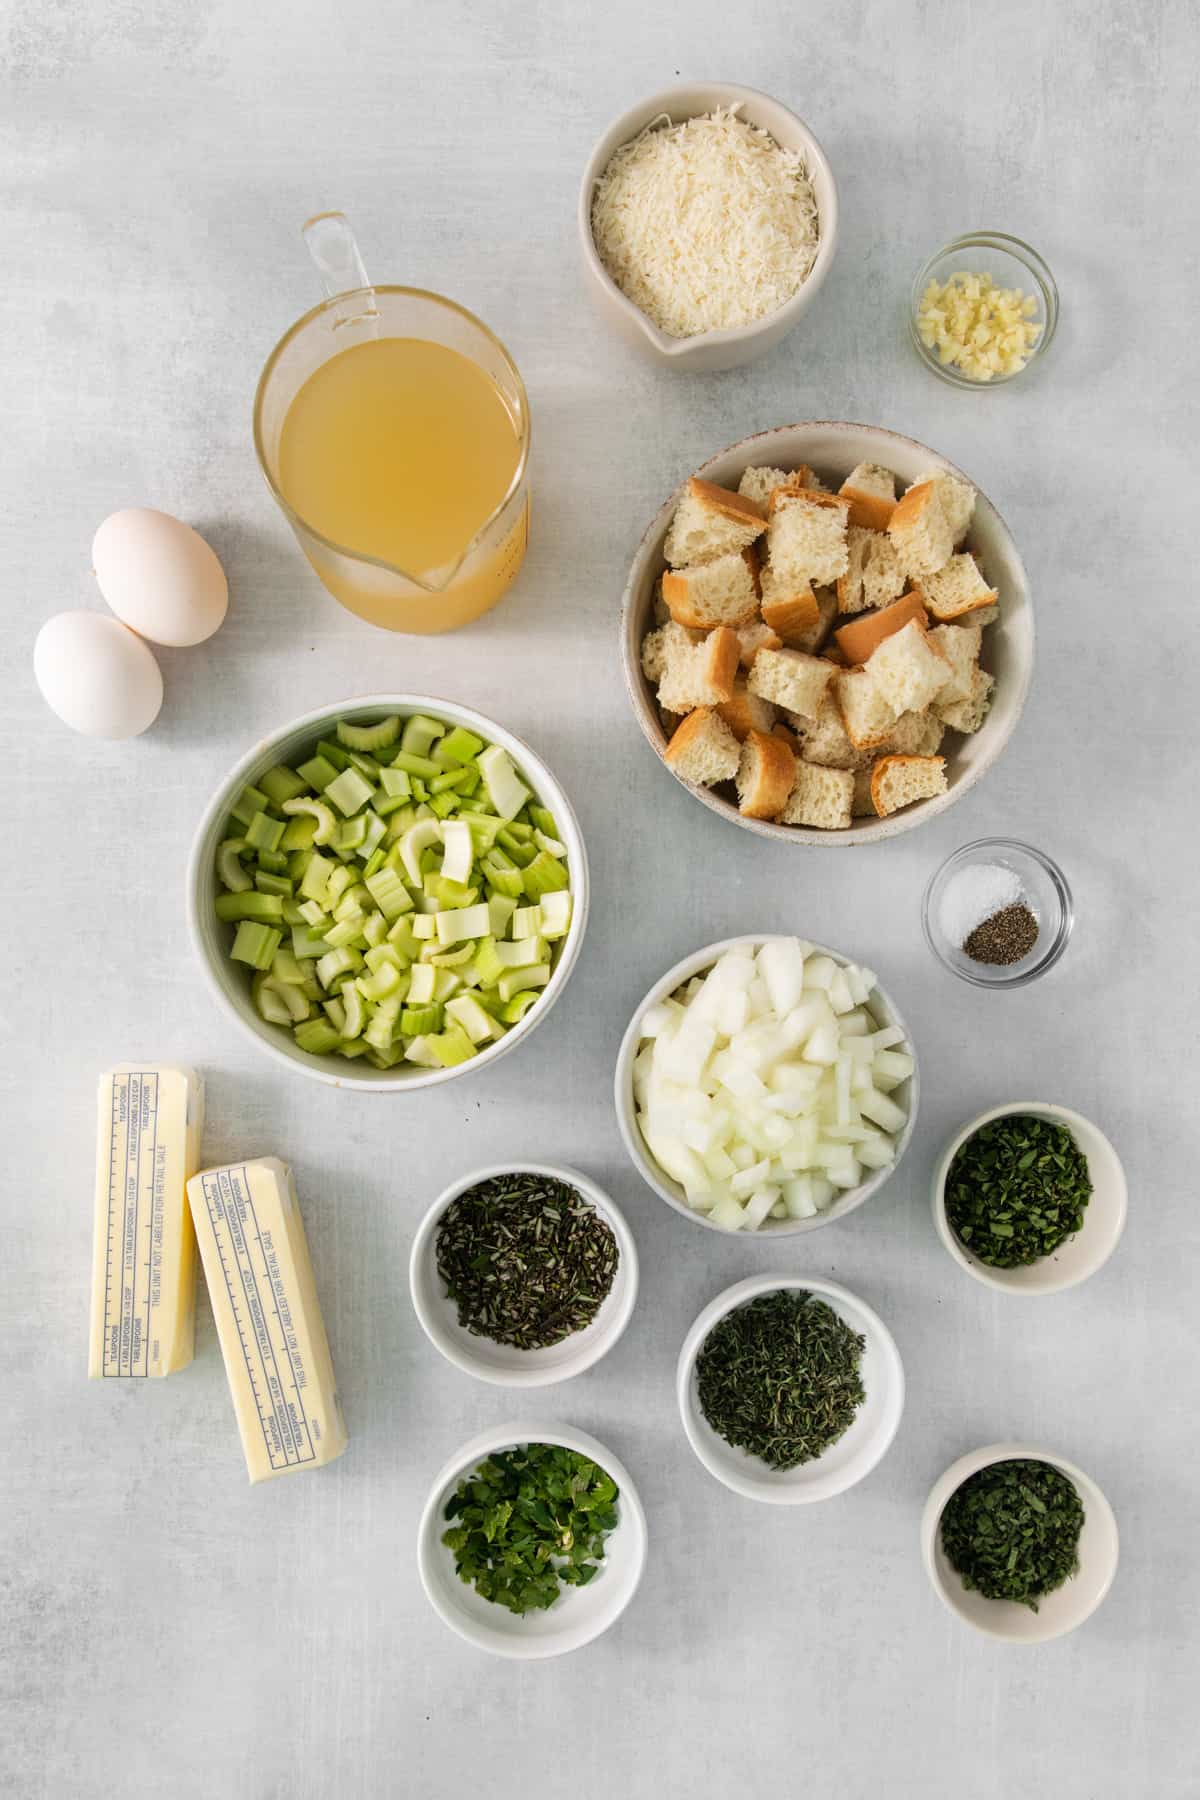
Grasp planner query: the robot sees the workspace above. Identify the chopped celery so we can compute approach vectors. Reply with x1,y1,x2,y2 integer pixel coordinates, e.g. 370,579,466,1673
282,795,336,844
231,921,282,969
497,963,551,1003
230,783,272,827
245,811,286,854
400,715,444,757
259,764,310,807
215,891,284,924
478,745,531,820
337,714,400,752
325,767,375,817
216,839,252,892
216,710,571,1068
522,850,569,898
297,754,339,793
437,725,484,764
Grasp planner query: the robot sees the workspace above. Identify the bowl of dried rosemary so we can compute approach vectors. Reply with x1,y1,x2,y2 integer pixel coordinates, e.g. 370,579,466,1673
921,1442,1119,1642
410,1163,639,1386
675,1274,905,1503
932,1102,1127,1296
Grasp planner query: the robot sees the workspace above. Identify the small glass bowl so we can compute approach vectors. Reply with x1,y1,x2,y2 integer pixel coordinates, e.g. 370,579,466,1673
909,232,1058,388
923,839,1073,988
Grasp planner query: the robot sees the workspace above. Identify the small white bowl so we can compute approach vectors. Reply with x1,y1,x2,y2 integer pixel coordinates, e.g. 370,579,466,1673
620,421,1034,844
614,934,918,1236
932,1103,1126,1295
677,1275,904,1503
921,1442,1119,1643
417,1422,648,1658
578,83,838,373
409,1162,639,1386
187,694,589,1091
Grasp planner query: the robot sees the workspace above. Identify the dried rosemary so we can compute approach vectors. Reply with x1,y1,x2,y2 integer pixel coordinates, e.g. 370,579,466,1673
436,1172,618,1350
695,1289,866,1470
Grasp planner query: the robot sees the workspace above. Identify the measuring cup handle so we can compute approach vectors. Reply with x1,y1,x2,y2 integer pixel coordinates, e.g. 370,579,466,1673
302,212,379,328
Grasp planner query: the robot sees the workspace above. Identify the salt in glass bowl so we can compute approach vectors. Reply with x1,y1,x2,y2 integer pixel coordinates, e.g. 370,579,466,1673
922,838,1072,988
909,232,1058,388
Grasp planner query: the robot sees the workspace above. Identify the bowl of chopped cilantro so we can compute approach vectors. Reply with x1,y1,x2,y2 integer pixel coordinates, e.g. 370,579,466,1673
676,1275,904,1503
417,1424,647,1657
932,1102,1126,1295
410,1163,638,1386
921,1442,1119,1642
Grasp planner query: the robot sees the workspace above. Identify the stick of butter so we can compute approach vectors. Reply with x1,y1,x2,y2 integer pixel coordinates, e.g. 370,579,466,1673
186,1156,348,1483
89,1065,204,1379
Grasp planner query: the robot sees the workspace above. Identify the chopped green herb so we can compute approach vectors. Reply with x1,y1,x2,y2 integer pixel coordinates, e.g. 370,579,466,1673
940,1458,1084,1609
436,1172,618,1351
695,1289,866,1470
945,1114,1092,1268
442,1443,619,1614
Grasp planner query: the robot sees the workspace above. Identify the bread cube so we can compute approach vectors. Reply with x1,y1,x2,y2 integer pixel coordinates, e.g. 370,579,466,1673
779,762,855,830
866,620,950,715
915,553,998,622
838,462,897,532
834,666,900,749
662,550,760,630
888,481,955,578
735,729,797,820
748,647,836,719
766,489,851,588
869,754,948,818
664,477,766,568
663,708,741,787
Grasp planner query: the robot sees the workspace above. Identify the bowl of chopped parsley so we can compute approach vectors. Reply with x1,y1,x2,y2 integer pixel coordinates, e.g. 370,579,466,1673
417,1424,647,1657
932,1102,1126,1295
410,1163,638,1386
921,1442,1119,1642
676,1275,905,1503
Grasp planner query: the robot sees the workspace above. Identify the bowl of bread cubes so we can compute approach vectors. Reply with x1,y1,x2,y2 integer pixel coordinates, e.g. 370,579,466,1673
620,423,1033,843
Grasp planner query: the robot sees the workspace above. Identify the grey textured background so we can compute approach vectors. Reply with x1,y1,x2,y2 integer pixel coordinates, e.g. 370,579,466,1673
2,2,1195,1796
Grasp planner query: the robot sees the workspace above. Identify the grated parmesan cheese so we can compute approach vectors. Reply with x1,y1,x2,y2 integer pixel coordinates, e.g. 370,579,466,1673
590,107,820,339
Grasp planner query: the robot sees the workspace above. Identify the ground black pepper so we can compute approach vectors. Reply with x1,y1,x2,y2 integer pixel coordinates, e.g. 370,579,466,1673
962,902,1039,966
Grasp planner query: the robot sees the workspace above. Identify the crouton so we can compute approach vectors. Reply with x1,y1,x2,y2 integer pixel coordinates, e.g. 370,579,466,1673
928,622,982,706
938,667,995,733
653,623,740,714
914,553,998,622
888,480,955,578
736,729,797,820
734,619,783,668
779,762,855,830
882,710,946,757
737,465,794,509
717,678,777,741
870,754,948,818
748,647,836,719
663,708,741,787
766,488,851,588
663,477,766,568
835,666,900,749
838,462,897,532
662,549,760,630
837,526,907,615
787,693,876,771
834,591,929,664
866,620,950,715
915,467,976,544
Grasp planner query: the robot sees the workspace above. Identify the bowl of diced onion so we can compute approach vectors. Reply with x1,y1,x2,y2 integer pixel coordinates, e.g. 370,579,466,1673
613,935,918,1234
188,695,588,1090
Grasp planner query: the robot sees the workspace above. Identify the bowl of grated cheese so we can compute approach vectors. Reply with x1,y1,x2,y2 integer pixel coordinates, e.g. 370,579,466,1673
579,84,838,372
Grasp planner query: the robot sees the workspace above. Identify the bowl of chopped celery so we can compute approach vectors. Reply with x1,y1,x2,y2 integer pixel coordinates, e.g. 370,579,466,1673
417,1422,648,1658
188,697,587,1089
614,935,918,1235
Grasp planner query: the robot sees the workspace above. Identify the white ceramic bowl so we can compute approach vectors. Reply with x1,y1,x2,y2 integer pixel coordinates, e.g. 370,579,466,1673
921,1442,1119,1643
677,1275,904,1503
614,934,918,1236
409,1162,639,1386
417,1422,648,1658
621,422,1034,843
932,1103,1126,1295
188,695,589,1090
578,83,838,373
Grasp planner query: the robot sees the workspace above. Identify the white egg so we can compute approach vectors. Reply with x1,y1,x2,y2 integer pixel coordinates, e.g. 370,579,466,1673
34,611,164,738
93,507,228,647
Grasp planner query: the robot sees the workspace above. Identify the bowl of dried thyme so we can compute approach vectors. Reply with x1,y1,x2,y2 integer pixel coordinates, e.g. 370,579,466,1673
410,1163,639,1386
921,1442,1119,1642
676,1275,904,1503
932,1102,1127,1295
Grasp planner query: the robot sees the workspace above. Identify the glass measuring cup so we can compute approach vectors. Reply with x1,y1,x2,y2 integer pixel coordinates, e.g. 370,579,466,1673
254,214,530,634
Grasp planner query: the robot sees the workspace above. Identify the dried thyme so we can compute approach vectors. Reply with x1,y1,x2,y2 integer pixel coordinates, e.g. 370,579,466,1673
436,1172,618,1350
945,1113,1092,1268
695,1289,866,1470
940,1458,1084,1609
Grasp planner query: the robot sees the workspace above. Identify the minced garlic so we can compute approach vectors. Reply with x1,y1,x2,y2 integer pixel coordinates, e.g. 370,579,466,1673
917,270,1043,381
